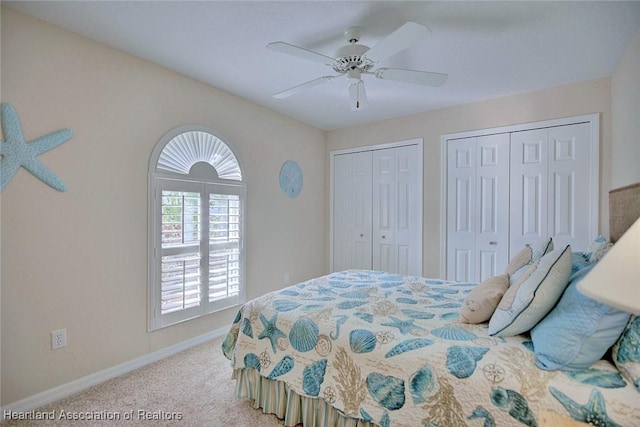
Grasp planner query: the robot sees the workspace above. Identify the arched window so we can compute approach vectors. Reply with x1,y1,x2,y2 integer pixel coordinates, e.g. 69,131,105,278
148,126,245,331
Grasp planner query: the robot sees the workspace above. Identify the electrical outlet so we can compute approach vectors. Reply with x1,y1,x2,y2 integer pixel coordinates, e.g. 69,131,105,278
51,329,67,350
284,272,290,285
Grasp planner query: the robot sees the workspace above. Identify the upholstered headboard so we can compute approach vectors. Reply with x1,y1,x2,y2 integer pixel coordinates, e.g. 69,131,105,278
609,182,640,243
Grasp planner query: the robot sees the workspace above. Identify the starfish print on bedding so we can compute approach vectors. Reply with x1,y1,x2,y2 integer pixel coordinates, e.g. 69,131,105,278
549,387,622,427
258,313,286,353
0,103,73,192
381,316,425,335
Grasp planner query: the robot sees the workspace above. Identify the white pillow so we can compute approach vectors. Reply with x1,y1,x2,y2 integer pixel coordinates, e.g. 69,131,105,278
509,238,554,283
488,245,572,337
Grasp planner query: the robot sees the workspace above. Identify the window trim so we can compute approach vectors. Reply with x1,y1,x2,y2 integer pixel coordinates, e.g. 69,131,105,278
148,126,245,331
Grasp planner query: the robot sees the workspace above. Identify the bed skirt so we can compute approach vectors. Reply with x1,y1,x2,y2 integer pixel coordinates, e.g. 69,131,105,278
233,368,376,427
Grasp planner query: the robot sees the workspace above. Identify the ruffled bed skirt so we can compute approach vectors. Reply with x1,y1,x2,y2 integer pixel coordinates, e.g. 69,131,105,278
233,368,376,427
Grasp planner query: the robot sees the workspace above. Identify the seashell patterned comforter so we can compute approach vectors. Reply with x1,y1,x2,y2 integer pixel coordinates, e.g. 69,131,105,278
222,270,640,427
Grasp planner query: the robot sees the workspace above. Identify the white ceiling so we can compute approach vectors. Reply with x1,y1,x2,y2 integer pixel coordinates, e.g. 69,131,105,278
6,1,640,131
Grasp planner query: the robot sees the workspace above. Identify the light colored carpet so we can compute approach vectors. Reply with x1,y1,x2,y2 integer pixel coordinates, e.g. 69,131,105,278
3,336,290,426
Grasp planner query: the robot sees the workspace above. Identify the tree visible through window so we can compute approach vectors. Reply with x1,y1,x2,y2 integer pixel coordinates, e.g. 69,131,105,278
148,127,245,331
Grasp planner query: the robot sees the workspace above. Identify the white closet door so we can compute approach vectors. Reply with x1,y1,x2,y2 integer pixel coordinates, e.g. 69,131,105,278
510,129,549,256
333,151,372,271
446,138,477,281
548,122,591,251
476,134,510,281
372,148,396,273
372,145,421,275
447,135,510,282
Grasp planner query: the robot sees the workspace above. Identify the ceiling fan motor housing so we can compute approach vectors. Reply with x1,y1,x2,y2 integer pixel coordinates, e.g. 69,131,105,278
333,44,373,73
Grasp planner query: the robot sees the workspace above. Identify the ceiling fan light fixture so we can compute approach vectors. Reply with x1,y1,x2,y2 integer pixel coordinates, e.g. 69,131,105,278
346,69,362,83
267,21,447,108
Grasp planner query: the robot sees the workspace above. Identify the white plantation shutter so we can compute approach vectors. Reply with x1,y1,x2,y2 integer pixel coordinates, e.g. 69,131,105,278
160,190,202,316
149,127,245,331
209,194,241,304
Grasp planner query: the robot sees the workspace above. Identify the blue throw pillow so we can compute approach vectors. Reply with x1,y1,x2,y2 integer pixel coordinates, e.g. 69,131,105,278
612,316,640,391
531,265,631,371
571,252,590,276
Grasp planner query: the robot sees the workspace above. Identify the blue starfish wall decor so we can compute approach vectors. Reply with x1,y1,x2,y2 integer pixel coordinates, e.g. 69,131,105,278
0,103,73,192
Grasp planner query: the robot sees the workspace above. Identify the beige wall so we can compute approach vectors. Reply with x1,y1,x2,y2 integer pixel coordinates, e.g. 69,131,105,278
0,8,326,405
326,78,613,277
612,28,640,189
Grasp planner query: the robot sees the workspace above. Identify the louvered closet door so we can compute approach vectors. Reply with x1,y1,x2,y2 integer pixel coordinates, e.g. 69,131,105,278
372,145,421,275
333,151,373,271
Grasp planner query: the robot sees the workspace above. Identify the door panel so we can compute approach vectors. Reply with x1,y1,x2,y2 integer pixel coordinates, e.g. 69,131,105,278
372,145,421,275
373,148,396,272
548,123,591,251
333,151,372,271
447,138,477,281
392,145,421,276
476,134,510,281
510,129,549,257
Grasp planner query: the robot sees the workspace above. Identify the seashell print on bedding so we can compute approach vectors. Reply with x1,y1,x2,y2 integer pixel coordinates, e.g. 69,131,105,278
349,329,377,353
340,291,370,299
354,312,374,323
401,309,435,320
222,269,640,427
241,318,253,338
409,363,439,404
439,312,459,321
432,324,477,341
267,355,294,379
337,300,368,310
244,353,261,372
490,387,536,427
395,297,418,304
445,346,489,379
272,300,302,312
289,317,319,352
385,338,433,358
366,372,406,411
302,359,327,396
467,405,496,427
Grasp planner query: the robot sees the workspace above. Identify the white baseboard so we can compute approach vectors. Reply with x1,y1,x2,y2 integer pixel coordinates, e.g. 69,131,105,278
1,326,229,419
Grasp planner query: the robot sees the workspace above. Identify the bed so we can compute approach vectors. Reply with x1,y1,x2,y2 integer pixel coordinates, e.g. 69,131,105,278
222,183,640,427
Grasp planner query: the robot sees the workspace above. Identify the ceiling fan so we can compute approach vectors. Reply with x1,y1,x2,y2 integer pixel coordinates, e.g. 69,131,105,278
267,22,448,111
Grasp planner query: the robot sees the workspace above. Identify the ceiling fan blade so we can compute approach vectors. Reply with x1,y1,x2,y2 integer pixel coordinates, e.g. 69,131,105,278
267,41,335,66
365,22,430,62
348,80,368,111
273,75,337,99
375,68,448,87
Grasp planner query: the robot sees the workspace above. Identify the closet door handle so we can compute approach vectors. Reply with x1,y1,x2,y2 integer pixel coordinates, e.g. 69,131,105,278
489,241,497,246
382,235,386,239
360,234,364,238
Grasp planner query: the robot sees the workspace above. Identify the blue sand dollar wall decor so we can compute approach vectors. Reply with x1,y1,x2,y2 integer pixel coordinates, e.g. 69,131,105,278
0,103,73,192
279,160,303,198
